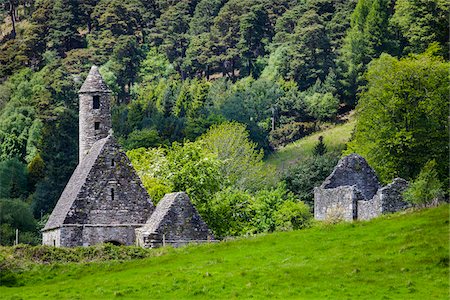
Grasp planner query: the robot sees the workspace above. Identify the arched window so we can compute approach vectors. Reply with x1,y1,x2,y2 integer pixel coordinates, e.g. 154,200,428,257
111,188,115,201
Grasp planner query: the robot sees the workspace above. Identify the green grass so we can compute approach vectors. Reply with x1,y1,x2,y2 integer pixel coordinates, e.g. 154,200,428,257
266,120,355,172
1,205,448,299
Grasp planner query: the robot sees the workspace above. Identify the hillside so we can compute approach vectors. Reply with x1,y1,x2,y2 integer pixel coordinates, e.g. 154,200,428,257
266,119,355,172
1,205,448,299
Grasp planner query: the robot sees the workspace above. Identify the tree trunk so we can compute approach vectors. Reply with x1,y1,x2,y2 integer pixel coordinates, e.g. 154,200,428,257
9,1,16,39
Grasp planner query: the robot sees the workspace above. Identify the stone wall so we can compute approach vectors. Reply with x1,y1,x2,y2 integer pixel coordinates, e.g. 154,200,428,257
79,92,111,162
314,186,364,221
314,154,410,222
64,136,154,227
136,192,213,248
358,178,410,220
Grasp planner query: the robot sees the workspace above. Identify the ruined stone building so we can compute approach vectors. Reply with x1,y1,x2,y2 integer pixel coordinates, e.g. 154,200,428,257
314,154,409,221
42,66,212,247
136,192,214,248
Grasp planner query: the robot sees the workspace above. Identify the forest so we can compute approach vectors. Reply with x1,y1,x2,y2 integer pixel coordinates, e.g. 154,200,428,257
0,0,448,244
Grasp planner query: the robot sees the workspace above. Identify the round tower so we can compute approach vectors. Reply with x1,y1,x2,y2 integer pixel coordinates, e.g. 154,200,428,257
78,65,112,162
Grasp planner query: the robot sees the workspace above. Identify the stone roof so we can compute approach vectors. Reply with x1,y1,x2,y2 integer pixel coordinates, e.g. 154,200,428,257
139,192,211,237
141,193,179,234
320,153,380,200
78,65,111,93
43,135,111,231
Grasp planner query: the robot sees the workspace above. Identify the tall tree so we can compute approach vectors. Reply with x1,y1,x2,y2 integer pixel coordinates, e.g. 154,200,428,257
47,0,80,56
346,48,449,183
337,0,393,105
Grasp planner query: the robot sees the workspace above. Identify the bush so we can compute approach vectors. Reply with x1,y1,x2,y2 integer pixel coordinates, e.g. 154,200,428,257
274,200,312,231
269,122,316,148
282,154,339,208
209,188,254,237
304,92,339,121
403,160,444,206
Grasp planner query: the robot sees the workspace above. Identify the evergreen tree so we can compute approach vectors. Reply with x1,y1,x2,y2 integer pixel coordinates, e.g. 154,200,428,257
47,0,80,56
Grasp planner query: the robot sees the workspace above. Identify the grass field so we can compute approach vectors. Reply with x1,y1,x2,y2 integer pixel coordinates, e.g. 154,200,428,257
1,205,448,299
266,120,355,173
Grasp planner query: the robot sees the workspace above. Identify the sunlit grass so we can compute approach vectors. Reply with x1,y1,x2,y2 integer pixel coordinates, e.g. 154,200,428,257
1,205,448,299
266,120,355,174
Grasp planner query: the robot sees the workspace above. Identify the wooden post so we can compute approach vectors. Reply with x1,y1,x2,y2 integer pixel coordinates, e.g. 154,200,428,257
162,234,166,247
15,229,19,245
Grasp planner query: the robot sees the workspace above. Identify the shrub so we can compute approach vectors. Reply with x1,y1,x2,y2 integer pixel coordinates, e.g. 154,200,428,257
282,153,339,208
403,160,444,206
274,200,312,231
269,122,316,148
209,188,254,237
304,92,339,121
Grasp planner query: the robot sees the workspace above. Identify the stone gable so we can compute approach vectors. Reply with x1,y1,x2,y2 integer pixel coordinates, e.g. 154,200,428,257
43,135,155,247
136,192,213,248
314,154,409,221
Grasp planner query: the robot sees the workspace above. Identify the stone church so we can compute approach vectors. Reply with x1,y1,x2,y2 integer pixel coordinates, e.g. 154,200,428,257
42,66,213,247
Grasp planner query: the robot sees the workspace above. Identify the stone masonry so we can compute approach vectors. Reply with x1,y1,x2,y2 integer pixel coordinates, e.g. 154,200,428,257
136,192,214,248
43,66,214,248
42,66,155,247
314,154,409,221
78,66,112,162
42,135,155,247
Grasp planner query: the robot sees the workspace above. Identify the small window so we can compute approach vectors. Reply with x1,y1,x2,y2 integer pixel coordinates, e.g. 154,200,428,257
94,122,100,130
53,240,56,247
111,188,115,201
93,95,100,109
111,158,115,167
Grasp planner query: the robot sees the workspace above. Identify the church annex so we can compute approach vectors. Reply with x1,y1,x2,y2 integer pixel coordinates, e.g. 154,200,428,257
42,66,155,247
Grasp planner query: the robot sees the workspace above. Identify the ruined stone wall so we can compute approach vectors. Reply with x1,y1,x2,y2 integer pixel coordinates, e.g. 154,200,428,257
357,199,381,221
314,186,364,221
314,154,410,222
79,92,111,162
136,192,213,248
358,178,410,220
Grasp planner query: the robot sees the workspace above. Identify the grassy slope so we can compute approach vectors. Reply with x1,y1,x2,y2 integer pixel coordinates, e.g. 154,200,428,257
1,205,448,299
266,120,355,173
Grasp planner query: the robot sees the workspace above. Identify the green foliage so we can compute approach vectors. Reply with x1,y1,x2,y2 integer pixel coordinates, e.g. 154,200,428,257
282,153,339,207
121,129,162,151
126,147,173,203
403,160,444,206
337,0,394,104
391,0,449,56
0,199,38,246
346,50,449,183
304,92,339,121
0,159,28,199
199,122,272,191
273,200,311,231
249,183,300,233
313,136,327,156
209,188,254,237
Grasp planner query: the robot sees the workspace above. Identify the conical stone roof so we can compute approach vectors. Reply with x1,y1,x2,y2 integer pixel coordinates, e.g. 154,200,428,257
78,65,111,93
